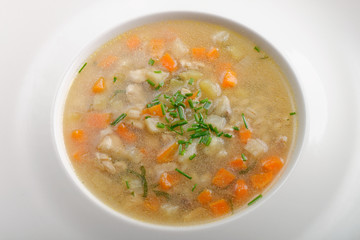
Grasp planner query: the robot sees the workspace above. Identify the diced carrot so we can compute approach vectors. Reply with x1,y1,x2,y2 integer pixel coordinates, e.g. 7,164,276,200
229,159,247,171
85,113,111,129
142,104,164,117
262,156,284,173
92,77,105,93
71,129,85,142
192,47,206,59
250,172,273,189
160,53,177,72
116,123,136,143
139,148,147,155
185,90,199,106
209,199,230,216
73,150,85,162
98,55,118,68
157,142,178,163
197,189,212,205
239,127,252,144
149,38,165,56
234,179,248,200
126,35,141,50
212,168,236,188
144,196,160,212
222,70,237,88
159,172,178,190
207,48,219,60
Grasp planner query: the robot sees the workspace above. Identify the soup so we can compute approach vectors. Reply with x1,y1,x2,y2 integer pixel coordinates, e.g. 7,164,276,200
63,20,297,225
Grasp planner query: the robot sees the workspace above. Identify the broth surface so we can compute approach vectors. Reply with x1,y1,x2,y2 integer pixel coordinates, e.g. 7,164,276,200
63,20,297,225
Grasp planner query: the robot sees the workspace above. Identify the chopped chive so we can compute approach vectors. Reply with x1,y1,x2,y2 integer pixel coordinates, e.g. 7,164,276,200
157,122,165,128
248,194,263,206
217,132,224,137
194,107,203,112
192,184,197,192
167,108,176,112
188,99,194,108
197,89,201,97
113,77,117,83
290,112,296,115
127,166,148,198
169,112,178,118
178,106,186,120
146,79,156,87
178,102,186,108
203,101,211,110
131,191,135,196
189,154,196,160
178,144,183,155
165,117,170,123
188,78,194,85
205,136,212,146
185,93,193,97
254,46,261,52
145,116,151,119
125,181,130,189
187,127,198,132
171,120,188,128
161,103,166,115
198,113,204,122
155,82,164,90
233,126,239,131
154,70,162,73
153,190,170,200
110,113,127,126
78,62,87,73
175,168,192,179
241,153,247,161
224,133,232,138
178,140,187,144
242,113,249,129
148,58,155,66
200,98,208,104
164,94,170,99
190,131,209,139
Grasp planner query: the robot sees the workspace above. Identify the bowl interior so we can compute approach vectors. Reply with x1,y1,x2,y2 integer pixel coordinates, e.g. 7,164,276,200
52,11,307,230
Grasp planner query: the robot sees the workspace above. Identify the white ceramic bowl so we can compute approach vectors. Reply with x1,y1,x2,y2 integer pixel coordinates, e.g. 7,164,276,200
52,11,307,230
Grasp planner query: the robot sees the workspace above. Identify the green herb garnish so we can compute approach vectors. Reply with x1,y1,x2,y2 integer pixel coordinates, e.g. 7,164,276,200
154,70,162,73
242,113,249,129
128,166,148,197
125,181,130,189
178,106,186,120
155,82,164,90
153,190,170,200
175,168,192,179
189,154,196,160
110,113,127,126
148,58,155,66
113,77,117,83
248,194,262,206
233,126,239,131
161,103,166,115
241,153,247,161
145,116,151,119
188,78,194,85
192,184,197,192
224,133,233,138
146,79,156,87
254,46,261,52
290,112,296,115
78,62,87,73
157,122,165,128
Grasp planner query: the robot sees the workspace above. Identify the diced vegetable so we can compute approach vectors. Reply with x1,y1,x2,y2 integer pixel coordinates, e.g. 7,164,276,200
192,48,206,59
178,70,203,81
73,150,85,162
92,94,108,111
97,134,131,160
207,48,219,60
146,70,169,85
85,113,111,129
127,69,146,83
197,189,212,205
116,123,137,143
126,84,146,107
213,96,231,116
206,115,226,131
229,158,247,170
209,199,230,216
92,77,105,93
239,127,252,144
261,156,284,173
71,129,85,142
171,38,189,58
161,53,177,72
250,172,273,189
203,137,225,156
126,35,141,50
157,142,178,163
144,117,162,133
98,55,118,68
142,104,164,117
159,172,178,190
144,196,160,212
212,168,236,188
222,70,237,88
234,179,248,200
212,31,229,44
199,79,221,99
244,138,268,157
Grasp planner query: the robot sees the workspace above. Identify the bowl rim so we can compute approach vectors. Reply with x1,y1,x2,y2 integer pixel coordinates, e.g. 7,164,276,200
51,10,308,231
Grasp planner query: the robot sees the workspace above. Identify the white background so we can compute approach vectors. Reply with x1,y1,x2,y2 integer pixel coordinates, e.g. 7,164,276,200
1,0,359,239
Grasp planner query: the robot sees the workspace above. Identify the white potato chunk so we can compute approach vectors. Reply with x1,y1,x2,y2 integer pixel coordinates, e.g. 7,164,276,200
95,152,112,161
153,162,178,178
212,31,230,44
144,117,161,133
178,70,204,81
102,160,116,174
97,134,131,160
178,140,198,163
171,38,189,58
126,84,146,107
127,108,141,120
226,45,244,60
126,69,146,83
146,70,169,85
199,79,221,99
184,207,210,222
99,127,113,138
161,204,179,216
244,138,268,157
213,96,231,117
206,115,226,130
92,94,107,111
180,59,205,70
203,137,225,156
